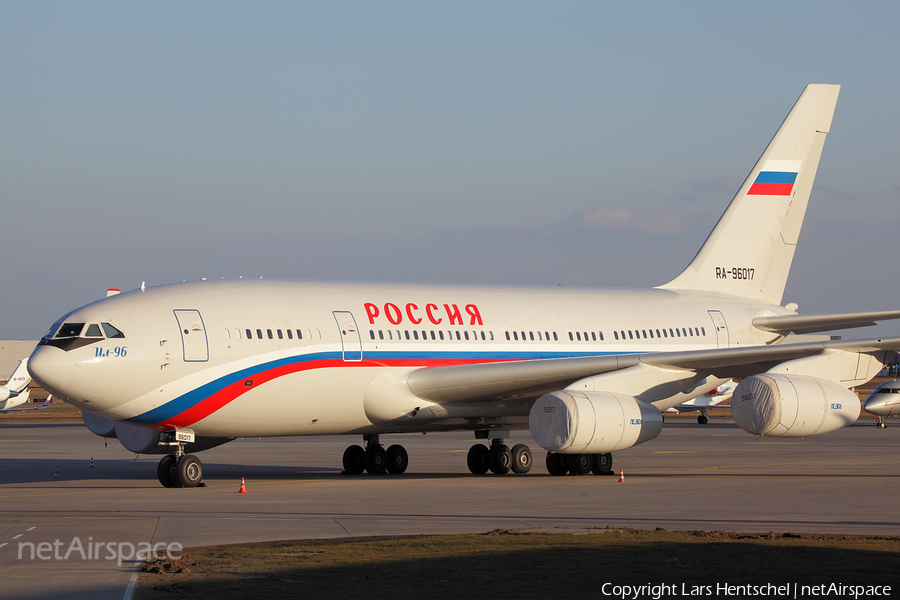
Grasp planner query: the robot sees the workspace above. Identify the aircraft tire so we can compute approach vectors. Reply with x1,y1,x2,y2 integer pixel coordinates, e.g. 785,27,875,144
386,445,409,474
342,445,365,475
365,445,387,475
510,444,532,474
157,455,177,488
177,455,203,488
591,453,613,476
571,453,593,475
545,453,568,476
698,415,709,424
467,444,490,475
488,444,511,475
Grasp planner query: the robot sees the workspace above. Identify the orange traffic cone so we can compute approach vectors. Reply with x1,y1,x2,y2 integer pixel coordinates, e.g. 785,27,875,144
239,477,247,493
54,466,60,479
618,468,625,483
89,458,95,469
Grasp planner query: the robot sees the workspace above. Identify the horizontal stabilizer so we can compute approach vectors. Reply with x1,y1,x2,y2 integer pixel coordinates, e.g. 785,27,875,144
752,310,900,335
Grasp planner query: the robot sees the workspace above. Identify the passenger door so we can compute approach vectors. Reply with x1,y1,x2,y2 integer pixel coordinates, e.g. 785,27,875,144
174,309,209,362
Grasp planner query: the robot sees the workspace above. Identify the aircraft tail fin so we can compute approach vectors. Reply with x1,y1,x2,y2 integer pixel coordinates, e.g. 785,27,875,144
659,84,840,304
5,358,32,393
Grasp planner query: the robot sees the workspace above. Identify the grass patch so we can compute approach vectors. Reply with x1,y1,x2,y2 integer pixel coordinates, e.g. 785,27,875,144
137,529,899,599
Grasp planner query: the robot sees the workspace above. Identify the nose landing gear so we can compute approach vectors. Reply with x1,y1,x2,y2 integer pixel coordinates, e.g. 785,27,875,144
156,432,204,488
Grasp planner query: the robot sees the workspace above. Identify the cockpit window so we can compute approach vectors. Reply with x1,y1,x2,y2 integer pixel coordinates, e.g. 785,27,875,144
55,323,85,338
101,323,125,338
85,324,103,337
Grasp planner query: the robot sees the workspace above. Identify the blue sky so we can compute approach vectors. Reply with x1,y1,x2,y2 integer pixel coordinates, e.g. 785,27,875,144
2,2,899,340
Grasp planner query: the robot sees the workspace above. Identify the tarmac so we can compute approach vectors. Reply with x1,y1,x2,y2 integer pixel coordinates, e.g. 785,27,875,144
0,417,897,600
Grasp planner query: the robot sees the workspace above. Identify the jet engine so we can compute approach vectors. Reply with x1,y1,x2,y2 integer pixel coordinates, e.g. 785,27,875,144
81,411,232,453
529,390,663,454
731,374,860,437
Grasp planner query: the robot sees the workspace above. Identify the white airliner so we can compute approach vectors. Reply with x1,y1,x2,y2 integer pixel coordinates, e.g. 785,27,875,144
27,84,900,488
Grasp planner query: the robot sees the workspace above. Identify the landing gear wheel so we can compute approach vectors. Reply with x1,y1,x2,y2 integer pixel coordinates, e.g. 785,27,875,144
386,445,409,474
510,444,532,474
591,453,613,475
488,444,512,475
342,445,365,474
365,445,387,474
177,454,203,488
698,415,709,424
571,454,593,475
157,455,177,488
546,453,568,476
467,444,490,475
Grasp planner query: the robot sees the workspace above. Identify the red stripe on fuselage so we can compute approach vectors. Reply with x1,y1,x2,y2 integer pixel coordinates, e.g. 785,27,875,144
154,357,515,429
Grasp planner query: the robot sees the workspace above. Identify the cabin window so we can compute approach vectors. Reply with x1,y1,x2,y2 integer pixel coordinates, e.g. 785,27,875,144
513,331,519,341
297,329,303,339
246,329,252,339
267,329,273,339
370,330,375,340
628,331,633,340
277,330,283,339
224,329,230,340
235,329,241,340
315,329,321,339
701,327,706,336
614,331,619,340
648,330,654,339
405,331,410,340
440,331,445,340
287,329,293,339
599,332,604,341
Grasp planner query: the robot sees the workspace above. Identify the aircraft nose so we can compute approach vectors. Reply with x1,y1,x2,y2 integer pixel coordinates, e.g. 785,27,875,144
28,345,74,399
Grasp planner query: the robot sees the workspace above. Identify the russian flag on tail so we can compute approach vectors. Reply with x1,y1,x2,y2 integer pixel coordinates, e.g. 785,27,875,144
747,159,802,196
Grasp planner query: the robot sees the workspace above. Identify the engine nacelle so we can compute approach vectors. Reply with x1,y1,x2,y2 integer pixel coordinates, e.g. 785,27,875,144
82,410,118,438
731,374,860,437
529,390,663,454
114,421,234,454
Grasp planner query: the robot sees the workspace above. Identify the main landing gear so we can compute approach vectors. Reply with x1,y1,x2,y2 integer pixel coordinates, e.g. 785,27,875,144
545,452,614,476
157,453,204,488
342,434,409,475
466,432,533,476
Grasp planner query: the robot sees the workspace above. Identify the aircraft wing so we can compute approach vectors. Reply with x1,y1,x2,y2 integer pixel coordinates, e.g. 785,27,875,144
752,310,900,335
406,336,900,404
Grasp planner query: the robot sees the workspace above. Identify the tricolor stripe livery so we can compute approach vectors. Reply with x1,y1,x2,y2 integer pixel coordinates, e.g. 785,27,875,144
747,170,798,196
